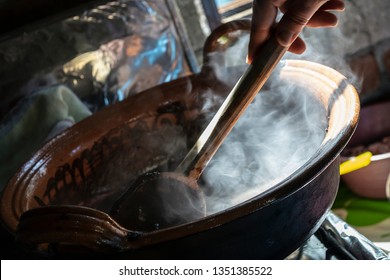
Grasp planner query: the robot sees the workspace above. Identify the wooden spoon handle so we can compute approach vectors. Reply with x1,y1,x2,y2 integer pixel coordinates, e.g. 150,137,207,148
176,35,287,180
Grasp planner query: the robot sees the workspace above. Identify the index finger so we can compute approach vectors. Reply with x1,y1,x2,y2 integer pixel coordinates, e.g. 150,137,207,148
275,0,329,46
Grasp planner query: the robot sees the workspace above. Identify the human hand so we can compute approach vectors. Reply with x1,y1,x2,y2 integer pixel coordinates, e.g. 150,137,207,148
247,0,345,63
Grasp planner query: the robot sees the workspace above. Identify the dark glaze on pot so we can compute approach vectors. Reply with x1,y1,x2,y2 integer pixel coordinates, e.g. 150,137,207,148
0,20,360,259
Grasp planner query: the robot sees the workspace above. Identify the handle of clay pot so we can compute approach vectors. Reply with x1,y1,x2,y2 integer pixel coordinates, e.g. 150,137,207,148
203,19,251,65
16,205,142,253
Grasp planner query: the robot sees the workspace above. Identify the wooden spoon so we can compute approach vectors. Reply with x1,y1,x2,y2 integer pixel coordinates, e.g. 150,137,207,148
109,35,288,231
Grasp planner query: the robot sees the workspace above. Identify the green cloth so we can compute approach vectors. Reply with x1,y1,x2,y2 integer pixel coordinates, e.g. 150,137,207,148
332,183,390,242
0,85,92,191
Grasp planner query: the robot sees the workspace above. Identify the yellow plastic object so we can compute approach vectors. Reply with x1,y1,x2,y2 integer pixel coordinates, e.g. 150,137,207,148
340,151,373,175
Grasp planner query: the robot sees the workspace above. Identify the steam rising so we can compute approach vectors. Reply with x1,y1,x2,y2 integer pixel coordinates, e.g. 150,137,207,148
198,25,358,215
201,68,327,214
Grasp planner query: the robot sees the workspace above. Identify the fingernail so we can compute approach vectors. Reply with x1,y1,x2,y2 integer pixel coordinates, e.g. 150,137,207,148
246,55,250,64
277,30,296,47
